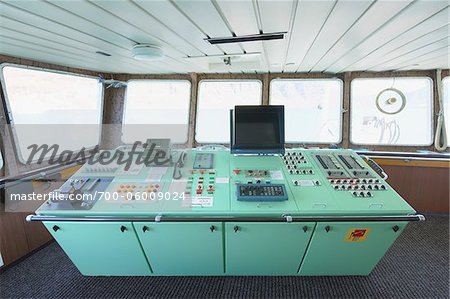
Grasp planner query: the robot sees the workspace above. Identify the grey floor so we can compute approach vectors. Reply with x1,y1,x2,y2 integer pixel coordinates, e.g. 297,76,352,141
1,215,449,299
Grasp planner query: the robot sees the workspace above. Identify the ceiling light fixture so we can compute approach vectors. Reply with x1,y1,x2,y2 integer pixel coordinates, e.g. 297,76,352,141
132,44,164,61
205,32,286,45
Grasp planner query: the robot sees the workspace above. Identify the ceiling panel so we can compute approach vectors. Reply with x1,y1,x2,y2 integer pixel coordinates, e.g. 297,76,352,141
214,0,267,72
46,0,197,72
0,0,448,74
0,1,173,73
0,14,179,73
133,0,223,56
329,2,450,73
311,0,413,72
0,39,134,73
172,0,243,55
256,0,296,72
397,52,450,70
296,0,375,72
367,25,449,69
283,0,336,72
369,37,450,71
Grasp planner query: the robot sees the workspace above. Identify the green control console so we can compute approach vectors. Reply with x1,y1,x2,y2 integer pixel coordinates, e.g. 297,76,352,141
30,148,421,276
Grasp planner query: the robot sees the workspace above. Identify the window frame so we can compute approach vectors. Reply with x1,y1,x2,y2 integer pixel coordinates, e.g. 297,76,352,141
349,76,434,147
442,76,450,148
0,63,105,164
122,79,192,145
0,149,3,171
195,79,263,144
269,78,344,144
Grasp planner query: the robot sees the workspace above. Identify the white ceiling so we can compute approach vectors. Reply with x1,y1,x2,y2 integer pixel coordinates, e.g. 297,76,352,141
0,0,448,74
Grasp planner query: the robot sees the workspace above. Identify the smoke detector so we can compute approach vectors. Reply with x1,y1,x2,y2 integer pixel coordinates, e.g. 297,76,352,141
132,44,164,61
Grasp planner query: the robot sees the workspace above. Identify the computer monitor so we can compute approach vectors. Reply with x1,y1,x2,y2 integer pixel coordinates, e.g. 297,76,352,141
230,105,285,154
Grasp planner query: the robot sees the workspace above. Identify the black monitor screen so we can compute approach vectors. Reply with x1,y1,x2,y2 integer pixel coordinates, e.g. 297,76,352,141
231,105,285,154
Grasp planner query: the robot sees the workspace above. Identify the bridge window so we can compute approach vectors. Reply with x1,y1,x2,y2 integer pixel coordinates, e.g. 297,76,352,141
123,80,191,144
350,77,433,146
442,77,450,144
196,80,262,143
0,65,103,163
269,79,343,143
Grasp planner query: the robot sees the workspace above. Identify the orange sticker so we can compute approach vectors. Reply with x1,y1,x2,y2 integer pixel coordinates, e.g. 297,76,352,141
344,228,370,242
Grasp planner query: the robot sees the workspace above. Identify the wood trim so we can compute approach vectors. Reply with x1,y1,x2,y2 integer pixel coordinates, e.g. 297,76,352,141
383,164,449,214
342,72,351,149
188,73,198,148
375,158,450,168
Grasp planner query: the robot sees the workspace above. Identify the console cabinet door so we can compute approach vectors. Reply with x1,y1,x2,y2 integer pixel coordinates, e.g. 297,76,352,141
43,221,151,276
299,222,407,275
134,222,224,275
225,222,314,275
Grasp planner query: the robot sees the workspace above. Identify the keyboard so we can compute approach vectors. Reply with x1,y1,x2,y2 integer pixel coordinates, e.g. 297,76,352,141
236,184,288,202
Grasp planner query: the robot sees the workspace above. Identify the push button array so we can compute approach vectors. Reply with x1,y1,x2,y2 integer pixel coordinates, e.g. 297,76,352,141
115,182,161,200
186,170,215,196
328,178,387,198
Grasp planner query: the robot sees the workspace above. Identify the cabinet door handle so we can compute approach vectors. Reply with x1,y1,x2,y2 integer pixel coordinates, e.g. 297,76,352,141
52,225,60,232
142,226,149,233
392,225,399,232
325,226,331,233
234,226,240,233
120,226,127,233
302,226,308,233
210,225,216,232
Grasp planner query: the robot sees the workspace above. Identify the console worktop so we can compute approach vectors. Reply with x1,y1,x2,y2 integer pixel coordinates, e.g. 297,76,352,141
35,148,415,217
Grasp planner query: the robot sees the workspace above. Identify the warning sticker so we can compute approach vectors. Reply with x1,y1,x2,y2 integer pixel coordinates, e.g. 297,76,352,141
344,228,370,242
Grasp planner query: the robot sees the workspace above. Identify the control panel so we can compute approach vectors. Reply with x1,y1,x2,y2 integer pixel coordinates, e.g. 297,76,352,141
314,154,348,178
328,177,386,198
111,181,164,201
282,151,308,175
193,153,214,169
186,169,216,197
236,184,288,202
46,176,113,210
37,148,414,215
